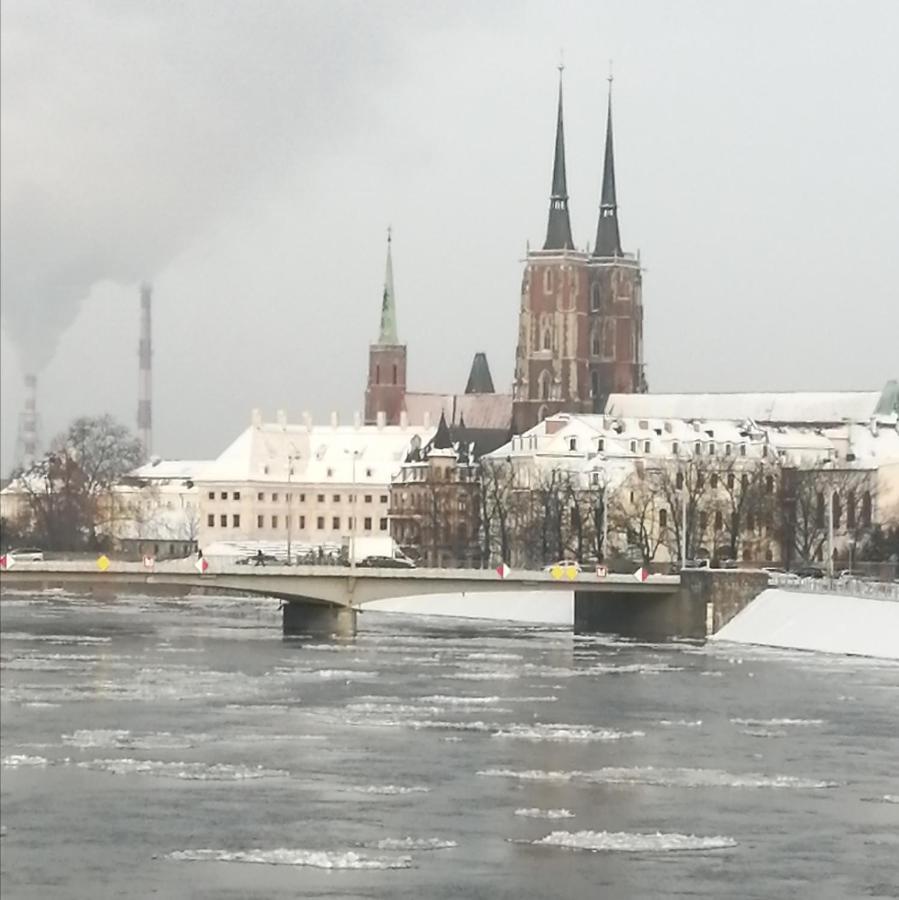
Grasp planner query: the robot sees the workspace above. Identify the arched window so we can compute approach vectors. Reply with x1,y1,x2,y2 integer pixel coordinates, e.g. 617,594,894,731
591,327,601,356
591,370,600,399
543,268,554,294
542,329,552,351
861,491,872,527
590,283,601,312
832,493,842,528
537,404,548,422
375,364,380,384
601,318,616,360
392,364,398,385
538,370,551,401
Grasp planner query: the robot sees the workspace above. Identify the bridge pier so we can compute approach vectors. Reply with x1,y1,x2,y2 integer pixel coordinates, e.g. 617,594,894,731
574,570,769,640
282,599,356,638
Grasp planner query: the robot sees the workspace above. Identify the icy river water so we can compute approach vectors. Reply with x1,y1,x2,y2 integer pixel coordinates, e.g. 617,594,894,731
1,589,898,899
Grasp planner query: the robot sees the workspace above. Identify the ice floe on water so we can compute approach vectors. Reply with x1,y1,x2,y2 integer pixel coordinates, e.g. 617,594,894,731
419,694,502,706
451,671,519,681
62,730,195,750
2,633,112,645
373,837,457,850
349,784,431,795
168,848,412,869
478,766,838,789
2,754,51,768
659,719,703,728
514,808,575,819
492,724,644,743
528,830,737,853
731,718,825,727
77,758,288,780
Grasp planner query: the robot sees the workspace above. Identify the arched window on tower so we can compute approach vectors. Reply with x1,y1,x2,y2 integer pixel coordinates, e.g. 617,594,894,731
591,326,601,357
591,370,600,399
538,370,551,401
542,329,552,351
375,364,381,384
590,282,601,312
392,364,397,385
543,268,554,294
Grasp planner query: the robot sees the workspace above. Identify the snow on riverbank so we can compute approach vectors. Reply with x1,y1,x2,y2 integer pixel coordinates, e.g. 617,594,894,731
711,588,899,660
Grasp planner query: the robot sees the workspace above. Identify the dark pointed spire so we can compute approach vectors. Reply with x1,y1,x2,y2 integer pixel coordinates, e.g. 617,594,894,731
465,352,496,394
377,227,398,344
543,66,574,251
431,410,453,450
593,70,623,258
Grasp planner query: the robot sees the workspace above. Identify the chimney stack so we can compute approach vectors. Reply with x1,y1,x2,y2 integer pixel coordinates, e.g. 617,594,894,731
137,283,153,460
21,373,38,466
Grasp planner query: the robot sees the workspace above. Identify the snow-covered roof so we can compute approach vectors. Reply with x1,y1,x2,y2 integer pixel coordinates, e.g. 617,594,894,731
604,388,894,426
404,392,512,430
127,459,209,481
197,421,436,486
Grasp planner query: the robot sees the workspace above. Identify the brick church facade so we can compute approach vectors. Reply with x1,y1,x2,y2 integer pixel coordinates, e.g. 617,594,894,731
365,71,647,440
512,73,647,434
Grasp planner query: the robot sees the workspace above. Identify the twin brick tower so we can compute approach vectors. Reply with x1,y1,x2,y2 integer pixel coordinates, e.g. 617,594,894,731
365,70,646,438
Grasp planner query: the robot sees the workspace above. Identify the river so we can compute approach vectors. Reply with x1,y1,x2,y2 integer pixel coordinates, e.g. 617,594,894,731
1,589,897,899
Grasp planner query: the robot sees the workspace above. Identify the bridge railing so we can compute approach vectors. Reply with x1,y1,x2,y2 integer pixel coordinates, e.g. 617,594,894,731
770,574,899,602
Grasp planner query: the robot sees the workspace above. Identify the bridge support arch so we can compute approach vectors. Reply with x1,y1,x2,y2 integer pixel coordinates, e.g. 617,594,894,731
282,598,356,637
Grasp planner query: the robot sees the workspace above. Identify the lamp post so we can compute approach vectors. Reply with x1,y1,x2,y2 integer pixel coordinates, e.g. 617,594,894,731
681,488,688,570
286,451,300,565
344,448,361,570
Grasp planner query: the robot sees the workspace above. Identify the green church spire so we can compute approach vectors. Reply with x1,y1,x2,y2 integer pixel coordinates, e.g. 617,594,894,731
378,227,399,344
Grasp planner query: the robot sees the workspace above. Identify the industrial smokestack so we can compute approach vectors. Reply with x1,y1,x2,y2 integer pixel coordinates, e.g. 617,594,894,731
20,373,39,467
137,283,153,460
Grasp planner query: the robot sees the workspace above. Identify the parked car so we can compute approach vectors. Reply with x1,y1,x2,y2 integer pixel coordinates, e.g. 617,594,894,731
795,565,825,579
357,555,416,569
544,560,582,573
683,558,710,569
9,547,44,562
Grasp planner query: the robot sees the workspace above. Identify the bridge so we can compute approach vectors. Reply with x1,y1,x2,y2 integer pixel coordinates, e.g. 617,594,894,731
0,560,768,639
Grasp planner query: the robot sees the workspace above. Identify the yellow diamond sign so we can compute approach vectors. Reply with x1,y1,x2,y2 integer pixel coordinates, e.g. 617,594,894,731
96,554,110,572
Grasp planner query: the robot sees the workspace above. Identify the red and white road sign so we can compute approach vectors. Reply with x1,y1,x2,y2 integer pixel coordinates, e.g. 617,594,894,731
496,562,511,579
595,565,608,578
0,554,14,570
142,556,155,569
195,557,209,574
632,567,649,582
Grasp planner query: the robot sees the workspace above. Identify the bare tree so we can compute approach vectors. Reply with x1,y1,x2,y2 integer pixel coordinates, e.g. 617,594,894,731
14,415,143,551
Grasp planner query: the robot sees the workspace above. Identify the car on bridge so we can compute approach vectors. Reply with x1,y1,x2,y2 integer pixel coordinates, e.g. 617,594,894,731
357,555,416,569
8,547,44,563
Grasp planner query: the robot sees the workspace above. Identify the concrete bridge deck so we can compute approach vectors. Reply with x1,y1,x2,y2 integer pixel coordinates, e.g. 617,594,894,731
0,560,767,640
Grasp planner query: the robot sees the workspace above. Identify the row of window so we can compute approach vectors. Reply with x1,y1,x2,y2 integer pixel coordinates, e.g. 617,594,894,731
205,514,389,531
207,491,389,504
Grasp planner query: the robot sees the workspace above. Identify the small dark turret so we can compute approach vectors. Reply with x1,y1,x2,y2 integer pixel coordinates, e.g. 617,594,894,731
465,352,496,394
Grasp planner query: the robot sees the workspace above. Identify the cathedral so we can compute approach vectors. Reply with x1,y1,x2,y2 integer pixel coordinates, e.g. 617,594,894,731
364,70,646,442
512,72,646,434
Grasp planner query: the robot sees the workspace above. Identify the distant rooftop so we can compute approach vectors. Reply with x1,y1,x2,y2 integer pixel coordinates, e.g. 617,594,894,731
604,383,898,426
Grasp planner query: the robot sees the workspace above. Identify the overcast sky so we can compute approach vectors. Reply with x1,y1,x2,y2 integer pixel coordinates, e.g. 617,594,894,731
2,0,898,475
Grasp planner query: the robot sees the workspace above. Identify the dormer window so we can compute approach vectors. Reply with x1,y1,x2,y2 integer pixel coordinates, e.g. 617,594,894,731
597,438,605,452
568,437,578,452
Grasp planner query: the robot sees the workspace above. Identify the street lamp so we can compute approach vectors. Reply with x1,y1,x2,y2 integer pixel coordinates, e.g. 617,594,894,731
344,448,362,570
286,449,301,565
